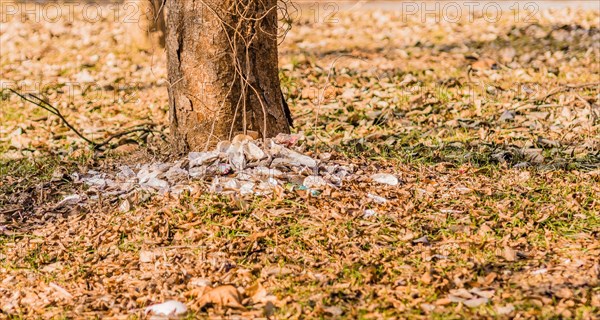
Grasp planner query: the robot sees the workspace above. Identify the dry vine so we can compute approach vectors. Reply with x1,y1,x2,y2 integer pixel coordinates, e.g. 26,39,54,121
162,0,294,150
8,89,165,151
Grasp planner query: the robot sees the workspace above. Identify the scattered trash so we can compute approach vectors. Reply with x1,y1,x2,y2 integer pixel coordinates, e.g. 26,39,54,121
116,165,135,180
72,134,355,206
323,305,343,316
303,175,327,189
513,162,531,169
145,300,187,316
145,177,169,191
367,193,387,204
189,278,212,288
118,199,131,213
531,268,548,275
82,175,109,189
537,136,561,147
189,151,220,167
274,133,303,147
420,303,436,312
49,282,73,300
56,194,82,207
412,236,430,245
399,73,418,86
370,173,399,186
74,70,94,83
139,250,159,263
470,288,495,299
272,148,318,168
447,288,494,308
363,209,377,218
226,142,246,170
244,141,266,161
165,165,188,183
239,182,255,195
463,297,489,308
496,304,515,315
318,152,332,161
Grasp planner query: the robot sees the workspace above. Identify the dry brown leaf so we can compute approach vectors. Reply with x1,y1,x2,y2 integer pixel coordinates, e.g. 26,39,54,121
497,246,517,262
246,283,277,305
471,58,497,70
48,282,73,300
198,285,244,309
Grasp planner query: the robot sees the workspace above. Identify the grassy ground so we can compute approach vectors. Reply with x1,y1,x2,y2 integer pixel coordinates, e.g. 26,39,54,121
1,3,599,319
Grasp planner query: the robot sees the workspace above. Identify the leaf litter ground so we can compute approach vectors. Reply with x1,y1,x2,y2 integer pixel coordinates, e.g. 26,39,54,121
0,3,599,319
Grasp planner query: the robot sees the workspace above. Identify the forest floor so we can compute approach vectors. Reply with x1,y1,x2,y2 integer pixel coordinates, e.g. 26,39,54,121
0,3,599,319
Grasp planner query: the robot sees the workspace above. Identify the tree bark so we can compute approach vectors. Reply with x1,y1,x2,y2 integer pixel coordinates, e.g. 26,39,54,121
165,0,292,152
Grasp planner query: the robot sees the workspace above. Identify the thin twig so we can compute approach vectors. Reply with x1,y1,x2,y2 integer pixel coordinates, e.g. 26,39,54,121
9,89,97,146
8,89,163,151
534,82,600,103
94,127,161,149
514,82,600,111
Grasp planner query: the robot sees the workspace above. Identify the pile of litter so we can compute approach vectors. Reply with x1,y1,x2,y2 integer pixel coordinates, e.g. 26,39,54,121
64,134,371,207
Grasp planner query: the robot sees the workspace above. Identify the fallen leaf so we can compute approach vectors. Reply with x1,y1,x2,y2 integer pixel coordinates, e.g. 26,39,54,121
49,283,73,300
496,304,515,315
198,285,244,309
463,297,489,308
471,58,497,70
498,246,517,262
246,283,277,305
323,305,343,316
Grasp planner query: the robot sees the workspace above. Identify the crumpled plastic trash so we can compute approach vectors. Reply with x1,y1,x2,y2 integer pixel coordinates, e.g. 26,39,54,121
370,173,399,186
145,300,187,316
73,133,354,206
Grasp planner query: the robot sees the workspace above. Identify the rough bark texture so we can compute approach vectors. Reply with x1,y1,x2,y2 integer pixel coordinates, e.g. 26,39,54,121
148,0,166,47
166,0,292,152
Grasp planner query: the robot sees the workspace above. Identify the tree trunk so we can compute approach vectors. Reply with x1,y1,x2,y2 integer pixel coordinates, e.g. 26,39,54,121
165,0,292,152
